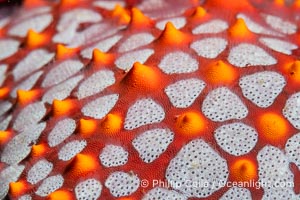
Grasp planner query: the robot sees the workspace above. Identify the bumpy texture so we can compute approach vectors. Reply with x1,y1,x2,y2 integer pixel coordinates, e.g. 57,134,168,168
0,0,300,199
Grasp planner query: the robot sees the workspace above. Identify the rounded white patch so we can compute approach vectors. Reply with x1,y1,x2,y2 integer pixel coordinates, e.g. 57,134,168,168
48,118,76,147
18,194,32,200
13,49,54,81
190,37,228,59
124,98,165,130
1,123,46,165
214,122,258,156
0,115,12,130
27,159,53,184
9,14,53,37
0,165,25,199
0,17,9,29
35,175,64,197
263,14,297,35
42,75,83,104
75,178,102,200
202,87,248,122
257,145,295,199
285,133,300,168
77,70,115,99
166,139,228,198
156,17,186,30
0,101,12,117
57,9,102,32
68,23,120,48
115,49,154,70
13,102,46,131
118,33,155,53
80,34,122,58
0,64,7,86
239,71,286,108
81,94,119,119
42,60,84,88
228,43,277,67
158,51,198,74
259,37,297,55
16,6,51,19
165,78,205,108
192,19,228,34
263,188,298,200
283,92,300,130
11,70,43,98
99,145,128,167
0,39,20,60
93,0,125,10
237,13,280,36
137,0,186,19
105,171,140,197
53,9,102,44
132,128,174,163
58,140,87,161
142,187,187,200
220,187,252,200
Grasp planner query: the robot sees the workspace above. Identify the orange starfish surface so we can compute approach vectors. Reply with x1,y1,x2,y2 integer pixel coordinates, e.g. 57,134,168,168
0,0,300,199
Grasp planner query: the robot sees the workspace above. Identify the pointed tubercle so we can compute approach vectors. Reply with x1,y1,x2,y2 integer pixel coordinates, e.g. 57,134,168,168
112,4,131,25
130,8,153,28
16,89,40,106
25,29,49,48
92,49,114,65
100,113,122,135
228,18,253,39
156,22,190,45
52,99,77,117
56,44,79,60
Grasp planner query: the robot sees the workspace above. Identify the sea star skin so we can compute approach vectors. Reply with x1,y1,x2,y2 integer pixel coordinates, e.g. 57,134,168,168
0,0,300,199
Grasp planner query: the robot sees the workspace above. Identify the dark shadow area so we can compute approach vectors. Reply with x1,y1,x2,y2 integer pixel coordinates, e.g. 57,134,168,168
0,0,23,18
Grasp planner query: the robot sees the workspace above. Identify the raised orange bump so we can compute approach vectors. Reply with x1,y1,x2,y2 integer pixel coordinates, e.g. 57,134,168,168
274,0,285,6
284,60,300,84
156,22,190,46
100,113,122,135
0,87,9,99
203,60,238,85
228,18,253,39
9,181,27,197
112,4,131,25
52,99,77,117
0,131,12,145
79,118,98,137
175,111,207,136
68,154,98,177
47,190,73,200
25,29,48,48
122,62,160,91
256,112,289,143
230,158,257,182
92,49,114,65
191,6,207,19
56,44,79,60
130,8,153,28
31,143,48,157
294,0,300,7
16,89,40,105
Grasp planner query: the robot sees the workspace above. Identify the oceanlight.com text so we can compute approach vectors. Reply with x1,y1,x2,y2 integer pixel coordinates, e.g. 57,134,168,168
140,179,294,190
